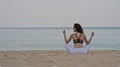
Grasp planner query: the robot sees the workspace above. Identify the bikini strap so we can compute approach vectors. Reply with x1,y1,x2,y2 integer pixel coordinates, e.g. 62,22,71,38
79,34,82,39
74,33,82,39
74,34,79,39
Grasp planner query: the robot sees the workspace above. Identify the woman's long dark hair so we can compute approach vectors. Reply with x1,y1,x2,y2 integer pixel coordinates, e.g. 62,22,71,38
74,23,84,34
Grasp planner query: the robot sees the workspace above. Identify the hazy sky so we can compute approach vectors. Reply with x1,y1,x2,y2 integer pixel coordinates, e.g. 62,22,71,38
0,0,120,27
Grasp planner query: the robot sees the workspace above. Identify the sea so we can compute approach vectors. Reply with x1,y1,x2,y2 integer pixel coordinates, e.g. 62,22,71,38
0,27,120,50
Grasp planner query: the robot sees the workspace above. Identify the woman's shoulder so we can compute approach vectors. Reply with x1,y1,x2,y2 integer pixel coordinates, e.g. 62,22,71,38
81,33,86,37
70,33,75,37
71,33,74,36
82,33,85,36
82,34,87,39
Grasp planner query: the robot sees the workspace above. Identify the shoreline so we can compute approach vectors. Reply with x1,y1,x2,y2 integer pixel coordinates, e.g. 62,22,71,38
0,49,119,52
0,50,119,67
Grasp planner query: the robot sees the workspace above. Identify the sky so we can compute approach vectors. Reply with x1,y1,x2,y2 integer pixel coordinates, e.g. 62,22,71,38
0,0,120,27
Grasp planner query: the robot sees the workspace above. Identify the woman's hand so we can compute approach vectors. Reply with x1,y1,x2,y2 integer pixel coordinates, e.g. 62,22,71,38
91,32,95,36
84,32,95,45
63,30,72,44
63,30,66,34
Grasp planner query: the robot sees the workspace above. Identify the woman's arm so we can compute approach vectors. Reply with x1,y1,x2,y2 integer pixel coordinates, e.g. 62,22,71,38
84,32,95,45
63,30,72,44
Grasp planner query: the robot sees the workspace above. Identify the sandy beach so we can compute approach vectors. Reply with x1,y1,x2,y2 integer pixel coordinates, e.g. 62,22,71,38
0,50,119,67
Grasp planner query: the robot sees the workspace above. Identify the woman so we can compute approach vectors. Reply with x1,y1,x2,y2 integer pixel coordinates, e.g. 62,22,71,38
63,23,95,54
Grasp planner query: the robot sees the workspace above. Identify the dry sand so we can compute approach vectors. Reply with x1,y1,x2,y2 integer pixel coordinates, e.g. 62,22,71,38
0,50,119,67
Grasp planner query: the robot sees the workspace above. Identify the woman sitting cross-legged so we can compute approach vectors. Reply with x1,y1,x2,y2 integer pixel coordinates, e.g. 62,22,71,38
63,23,95,54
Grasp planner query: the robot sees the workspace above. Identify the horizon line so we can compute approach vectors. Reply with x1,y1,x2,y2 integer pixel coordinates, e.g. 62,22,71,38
0,26,120,28
0,26,120,29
